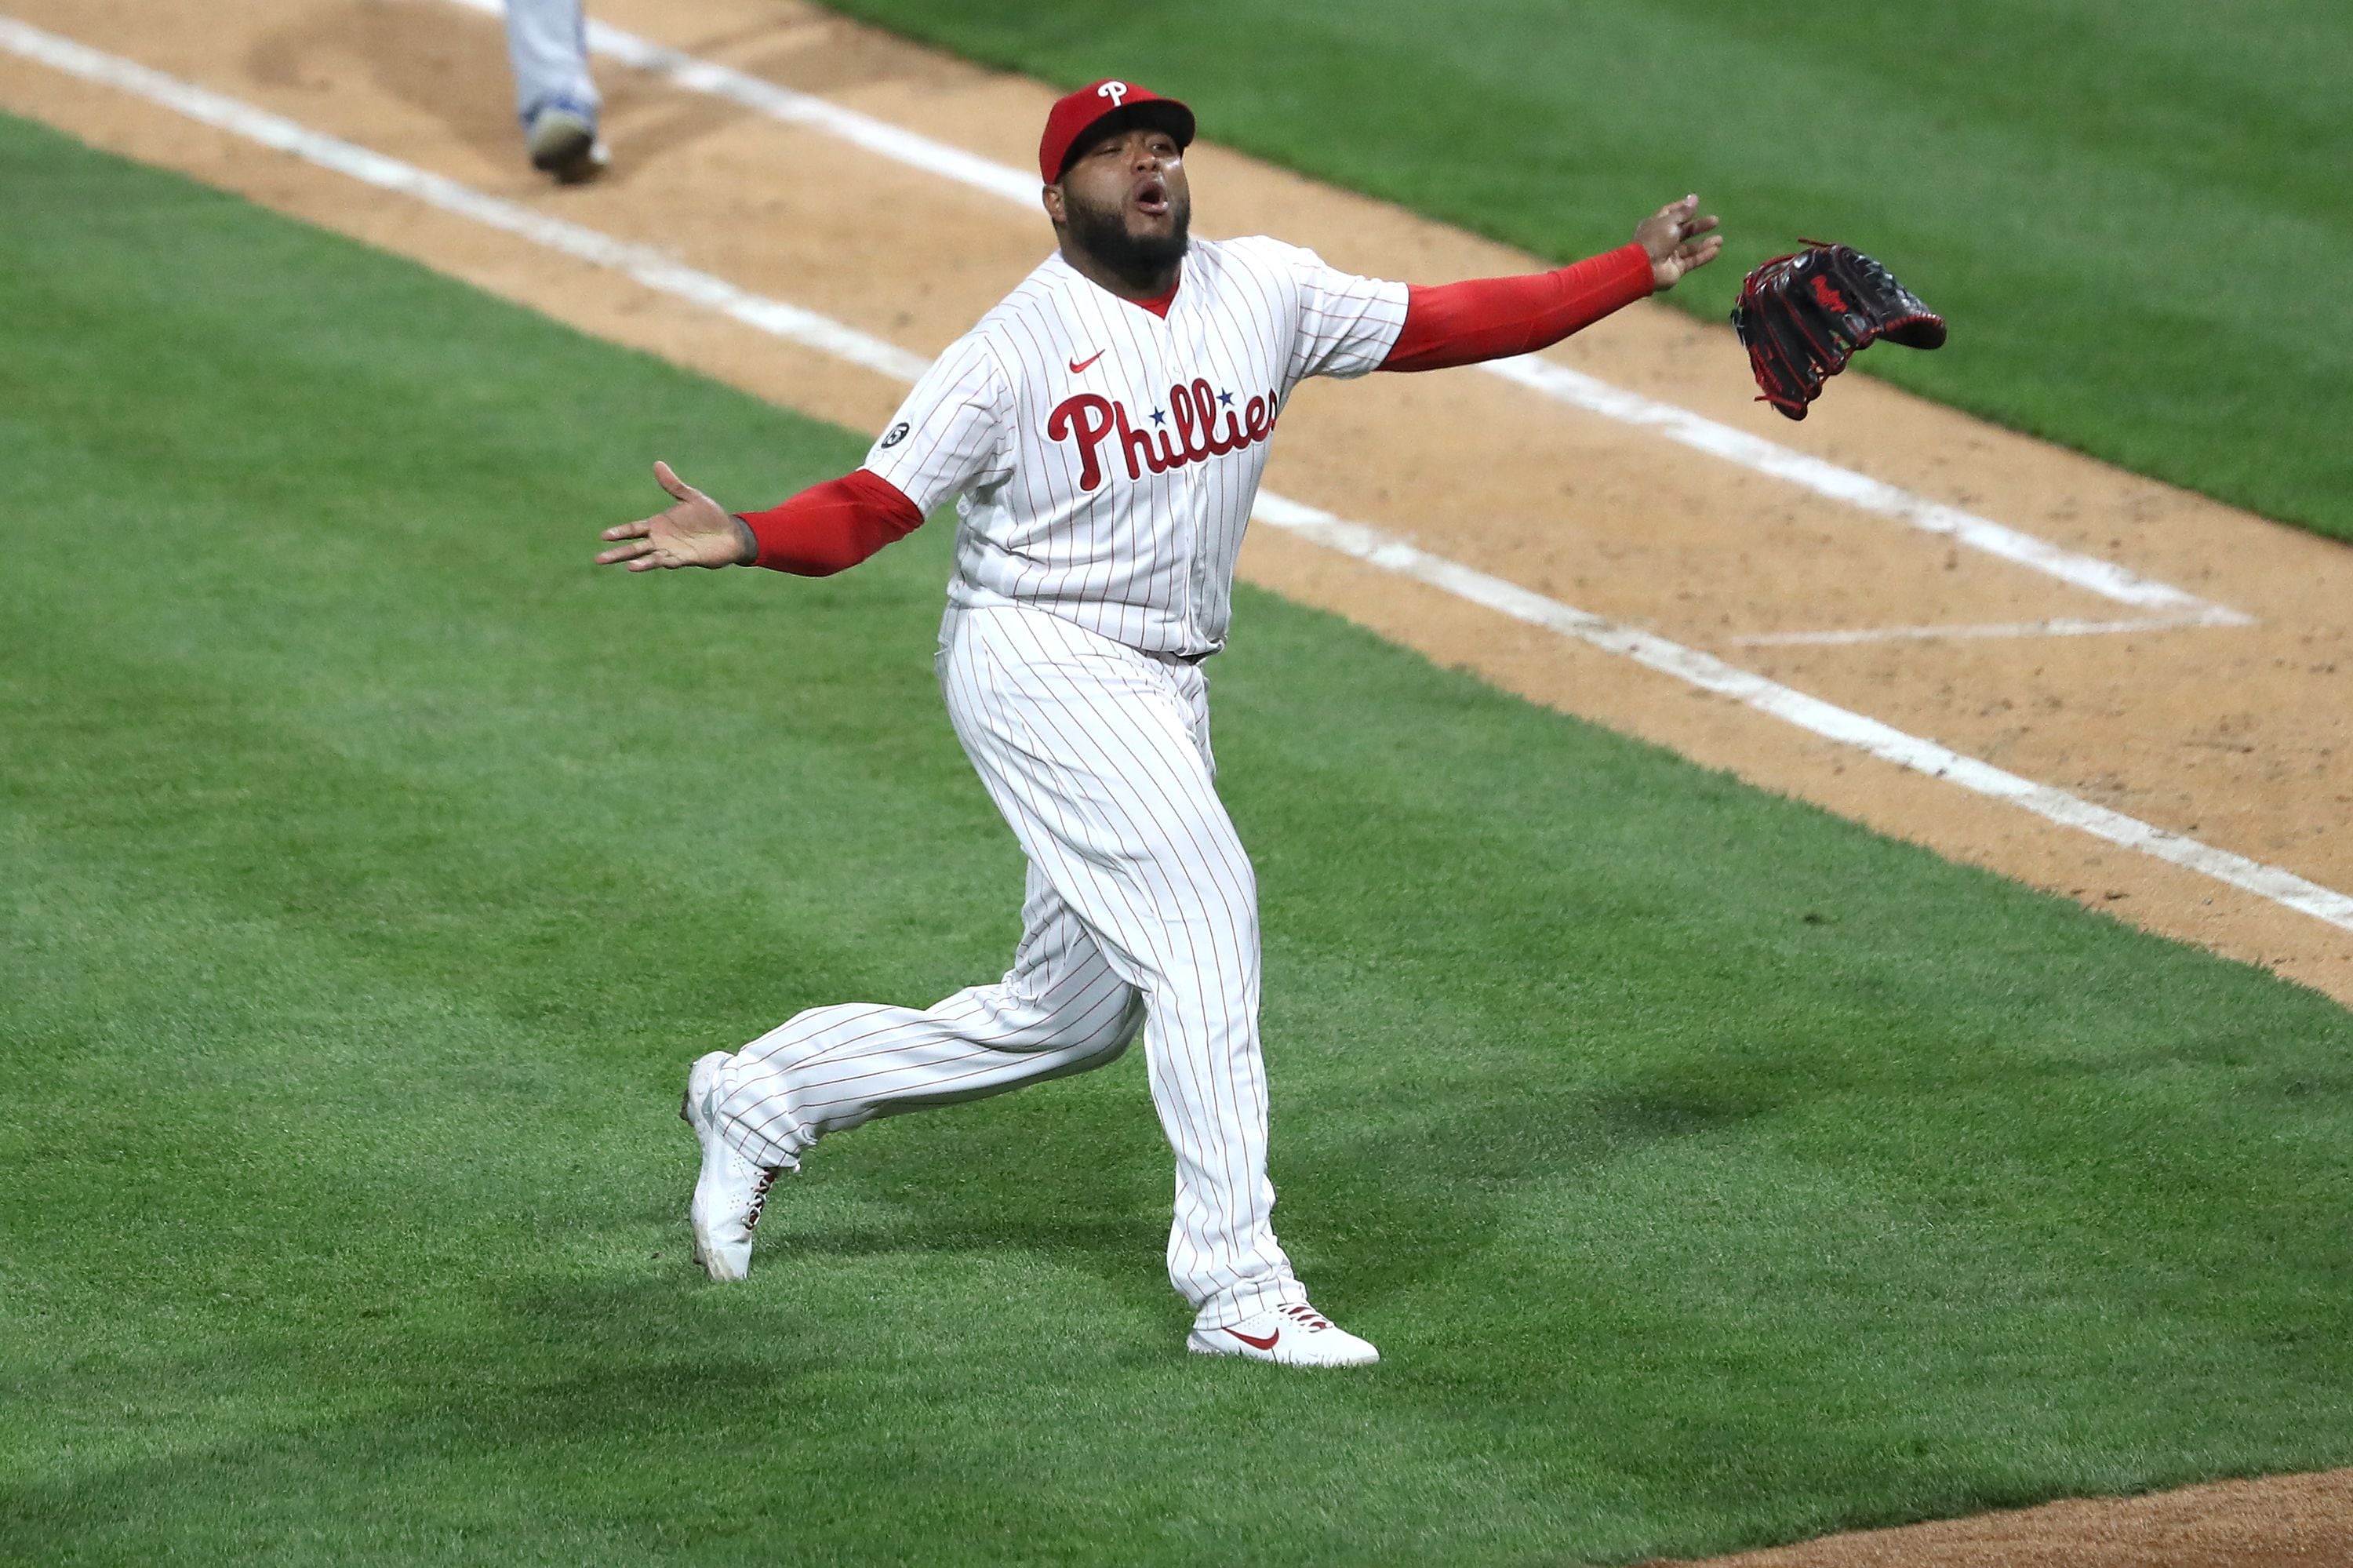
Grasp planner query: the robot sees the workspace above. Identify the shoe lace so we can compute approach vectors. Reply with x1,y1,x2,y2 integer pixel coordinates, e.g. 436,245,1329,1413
744,1166,781,1231
1279,1302,1334,1333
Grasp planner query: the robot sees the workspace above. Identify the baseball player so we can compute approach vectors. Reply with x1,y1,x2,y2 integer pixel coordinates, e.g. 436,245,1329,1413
503,0,606,182
596,79,1720,1366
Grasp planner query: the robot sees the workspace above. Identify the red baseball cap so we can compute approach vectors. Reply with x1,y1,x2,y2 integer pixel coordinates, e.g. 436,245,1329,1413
1038,78,1195,184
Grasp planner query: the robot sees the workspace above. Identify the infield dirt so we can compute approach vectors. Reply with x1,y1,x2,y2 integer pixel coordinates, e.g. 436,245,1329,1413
3,0,2347,1559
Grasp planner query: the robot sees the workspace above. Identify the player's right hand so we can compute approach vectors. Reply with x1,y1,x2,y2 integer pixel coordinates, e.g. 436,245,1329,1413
1635,194,1722,291
596,461,756,570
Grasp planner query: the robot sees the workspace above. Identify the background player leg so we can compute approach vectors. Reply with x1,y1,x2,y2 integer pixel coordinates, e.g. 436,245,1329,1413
502,0,606,182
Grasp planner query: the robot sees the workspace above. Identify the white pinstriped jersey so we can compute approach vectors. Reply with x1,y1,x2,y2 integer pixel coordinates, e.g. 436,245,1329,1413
862,237,1409,657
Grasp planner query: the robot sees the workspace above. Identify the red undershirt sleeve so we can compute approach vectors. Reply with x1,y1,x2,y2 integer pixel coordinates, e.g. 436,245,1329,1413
1380,242,1655,373
734,468,926,577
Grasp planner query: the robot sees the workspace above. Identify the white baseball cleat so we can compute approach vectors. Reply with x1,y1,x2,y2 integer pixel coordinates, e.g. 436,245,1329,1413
525,102,609,184
1186,1301,1380,1366
679,1050,786,1282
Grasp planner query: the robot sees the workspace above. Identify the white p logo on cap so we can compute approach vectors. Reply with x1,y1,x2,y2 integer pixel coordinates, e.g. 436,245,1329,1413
1096,80,1129,108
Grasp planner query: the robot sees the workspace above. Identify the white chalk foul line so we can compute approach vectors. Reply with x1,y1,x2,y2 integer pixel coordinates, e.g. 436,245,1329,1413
437,0,2249,627
9,17,2346,936
1245,499,2351,931
1478,357,2249,620
442,0,1044,206
0,20,933,387
1729,609,2243,649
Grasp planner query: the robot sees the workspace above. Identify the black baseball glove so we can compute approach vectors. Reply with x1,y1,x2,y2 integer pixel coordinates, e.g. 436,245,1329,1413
1729,243,1947,420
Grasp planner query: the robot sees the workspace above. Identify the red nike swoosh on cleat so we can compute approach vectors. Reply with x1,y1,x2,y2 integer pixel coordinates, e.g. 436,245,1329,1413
1068,350,1106,373
1225,1327,1280,1350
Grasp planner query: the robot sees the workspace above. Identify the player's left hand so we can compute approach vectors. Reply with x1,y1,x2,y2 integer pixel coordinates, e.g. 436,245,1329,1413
596,461,755,570
1635,195,1723,290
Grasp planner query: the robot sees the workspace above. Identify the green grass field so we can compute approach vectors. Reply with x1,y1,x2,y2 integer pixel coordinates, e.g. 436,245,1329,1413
825,0,2353,546
5,107,2353,1566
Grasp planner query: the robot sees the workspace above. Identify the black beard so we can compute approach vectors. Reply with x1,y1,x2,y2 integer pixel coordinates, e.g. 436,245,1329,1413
1063,186,1191,287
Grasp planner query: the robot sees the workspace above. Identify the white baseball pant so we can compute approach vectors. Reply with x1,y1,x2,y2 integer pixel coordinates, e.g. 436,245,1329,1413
711,600,1307,1330
502,0,598,126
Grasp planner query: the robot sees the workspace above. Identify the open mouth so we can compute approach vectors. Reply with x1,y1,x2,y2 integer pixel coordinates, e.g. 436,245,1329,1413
1133,176,1170,218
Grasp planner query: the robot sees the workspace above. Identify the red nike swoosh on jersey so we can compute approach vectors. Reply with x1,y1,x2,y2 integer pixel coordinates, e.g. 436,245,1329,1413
1225,1327,1280,1351
1067,350,1106,373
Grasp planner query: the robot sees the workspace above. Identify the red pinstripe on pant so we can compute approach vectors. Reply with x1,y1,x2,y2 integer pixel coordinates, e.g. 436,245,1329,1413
713,598,1306,1331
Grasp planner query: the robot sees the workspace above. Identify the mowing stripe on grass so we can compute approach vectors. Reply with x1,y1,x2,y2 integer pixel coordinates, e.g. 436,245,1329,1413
9,15,2345,939
430,0,2246,624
